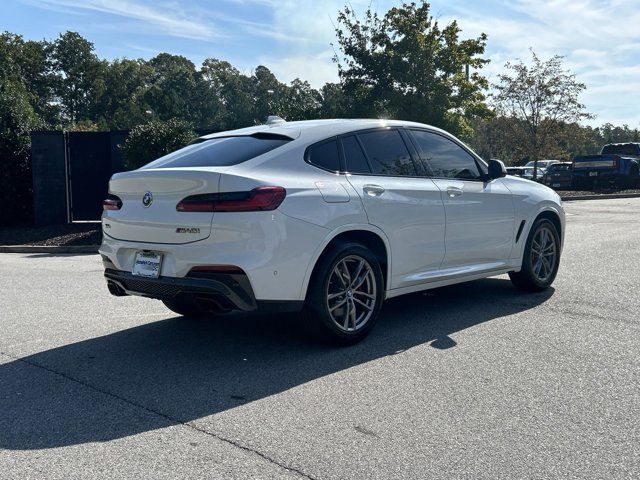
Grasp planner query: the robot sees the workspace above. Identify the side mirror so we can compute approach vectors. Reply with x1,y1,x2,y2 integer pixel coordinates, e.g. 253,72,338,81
487,159,507,180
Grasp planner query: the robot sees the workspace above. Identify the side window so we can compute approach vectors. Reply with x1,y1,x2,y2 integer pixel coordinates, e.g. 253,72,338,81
341,135,371,174
411,130,481,180
357,129,416,176
307,139,340,172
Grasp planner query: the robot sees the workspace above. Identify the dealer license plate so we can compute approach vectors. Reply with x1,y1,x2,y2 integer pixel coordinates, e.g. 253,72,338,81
132,251,163,278
552,183,561,187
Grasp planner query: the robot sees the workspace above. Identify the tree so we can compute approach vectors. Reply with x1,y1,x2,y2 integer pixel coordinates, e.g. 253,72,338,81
120,118,195,170
319,83,350,118
0,32,58,126
280,78,321,120
52,31,103,125
144,53,222,128
334,1,491,136
93,58,154,129
492,50,593,178
200,58,255,128
0,79,43,225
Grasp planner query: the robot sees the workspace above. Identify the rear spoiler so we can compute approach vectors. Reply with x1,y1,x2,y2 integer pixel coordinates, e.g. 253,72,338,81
189,132,295,146
193,125,301,144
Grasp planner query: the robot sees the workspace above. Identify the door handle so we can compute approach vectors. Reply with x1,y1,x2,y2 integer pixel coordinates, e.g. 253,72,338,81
363,184,385,197
446,187,463,198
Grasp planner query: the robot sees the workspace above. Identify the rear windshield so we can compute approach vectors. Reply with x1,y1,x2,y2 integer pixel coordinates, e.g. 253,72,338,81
141,135,291,169
601,144,639,156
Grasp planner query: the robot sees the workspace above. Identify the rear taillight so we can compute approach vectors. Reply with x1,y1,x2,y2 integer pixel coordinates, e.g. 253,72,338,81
103,195,122,211
176,186,286,212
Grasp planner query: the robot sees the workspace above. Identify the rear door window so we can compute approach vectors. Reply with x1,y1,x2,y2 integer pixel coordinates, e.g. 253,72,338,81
141,135,291,169
356,129,416,176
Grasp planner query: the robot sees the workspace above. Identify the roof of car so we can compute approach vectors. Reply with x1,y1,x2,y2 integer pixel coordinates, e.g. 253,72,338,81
197,118,450,143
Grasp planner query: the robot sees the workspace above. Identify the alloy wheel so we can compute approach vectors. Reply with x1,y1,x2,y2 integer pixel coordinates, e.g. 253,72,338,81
326,255,377,332
530,225,557,283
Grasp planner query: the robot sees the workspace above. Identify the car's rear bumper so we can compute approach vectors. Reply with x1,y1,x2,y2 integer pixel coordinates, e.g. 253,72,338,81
104,267,258,312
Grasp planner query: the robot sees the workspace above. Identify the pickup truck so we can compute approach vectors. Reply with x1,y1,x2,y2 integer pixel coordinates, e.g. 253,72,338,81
572,143,640,189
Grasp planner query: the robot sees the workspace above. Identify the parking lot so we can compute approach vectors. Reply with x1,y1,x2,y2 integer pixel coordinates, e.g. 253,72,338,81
1,197,639,479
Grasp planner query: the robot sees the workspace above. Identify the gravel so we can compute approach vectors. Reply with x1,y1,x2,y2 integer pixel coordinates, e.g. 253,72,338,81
0,223,102,246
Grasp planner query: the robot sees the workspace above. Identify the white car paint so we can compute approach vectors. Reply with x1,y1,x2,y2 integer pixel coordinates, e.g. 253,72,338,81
100,119,565,304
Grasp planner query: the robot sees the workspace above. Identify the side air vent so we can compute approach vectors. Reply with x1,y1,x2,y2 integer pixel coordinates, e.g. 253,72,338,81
515,220,526,243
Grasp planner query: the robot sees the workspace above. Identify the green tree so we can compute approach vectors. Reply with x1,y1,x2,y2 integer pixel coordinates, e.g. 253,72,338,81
120,118,195,170
200,58,254,128
334,1,491,136
598,123,640,144
0,80,43,225
492,50,593,178
52,31,103,125
0,32,57,126
281,78,321,120
144,53,221,128
93,58,154,129
319,83,350,118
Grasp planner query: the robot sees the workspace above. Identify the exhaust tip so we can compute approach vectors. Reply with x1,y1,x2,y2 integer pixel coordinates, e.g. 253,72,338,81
107,281,127,297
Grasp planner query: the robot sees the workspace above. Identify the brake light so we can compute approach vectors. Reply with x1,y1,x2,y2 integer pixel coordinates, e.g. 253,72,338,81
102,196,122,211
176,187,286,212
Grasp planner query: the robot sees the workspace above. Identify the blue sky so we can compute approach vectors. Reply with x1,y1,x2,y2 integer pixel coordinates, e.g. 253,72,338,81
4,0,639,127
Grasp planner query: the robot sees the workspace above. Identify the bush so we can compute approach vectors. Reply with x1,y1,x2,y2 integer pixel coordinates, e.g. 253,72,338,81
120,118,195,170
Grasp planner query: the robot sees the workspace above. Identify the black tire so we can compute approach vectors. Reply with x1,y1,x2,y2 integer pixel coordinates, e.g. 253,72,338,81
304,242,384,345
509,218,561,292
162,298,212,318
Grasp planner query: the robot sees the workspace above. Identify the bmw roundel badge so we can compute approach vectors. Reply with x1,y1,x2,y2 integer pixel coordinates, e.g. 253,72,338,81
142,191,153,207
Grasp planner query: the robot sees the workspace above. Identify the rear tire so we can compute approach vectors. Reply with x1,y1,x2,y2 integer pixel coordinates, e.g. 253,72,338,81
162,298,211,318
509,218,561,292
304,243,384,345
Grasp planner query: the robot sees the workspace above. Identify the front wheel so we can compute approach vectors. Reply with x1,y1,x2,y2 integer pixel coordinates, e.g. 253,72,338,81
509,218,561,292
305,243,384,345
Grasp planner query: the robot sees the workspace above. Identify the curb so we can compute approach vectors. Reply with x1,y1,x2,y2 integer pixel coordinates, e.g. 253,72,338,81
0,245,99,254
561,193,640,201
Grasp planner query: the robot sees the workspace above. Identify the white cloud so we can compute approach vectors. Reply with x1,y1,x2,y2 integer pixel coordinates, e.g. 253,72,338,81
256,0,640,125
259,51,339,87
21,0,640,125
22,0,219,40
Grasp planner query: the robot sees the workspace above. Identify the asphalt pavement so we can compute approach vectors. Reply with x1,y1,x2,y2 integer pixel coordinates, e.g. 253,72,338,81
1,198,639,479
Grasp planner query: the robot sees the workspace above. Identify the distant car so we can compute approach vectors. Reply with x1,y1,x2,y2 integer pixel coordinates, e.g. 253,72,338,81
522,166,545,182
524,160,560,175
506,167,527,177
572,143,640,189
543,162,573,190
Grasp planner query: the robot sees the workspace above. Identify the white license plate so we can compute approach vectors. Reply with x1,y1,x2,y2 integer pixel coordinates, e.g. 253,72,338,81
552,183,561,187
589,171,598,177
132,251,163,278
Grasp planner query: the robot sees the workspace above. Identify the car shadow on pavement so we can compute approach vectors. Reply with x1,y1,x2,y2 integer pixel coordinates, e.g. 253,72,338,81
0,278,553,450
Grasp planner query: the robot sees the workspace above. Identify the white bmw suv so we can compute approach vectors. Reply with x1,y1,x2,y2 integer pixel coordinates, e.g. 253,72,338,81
100,118,564,344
